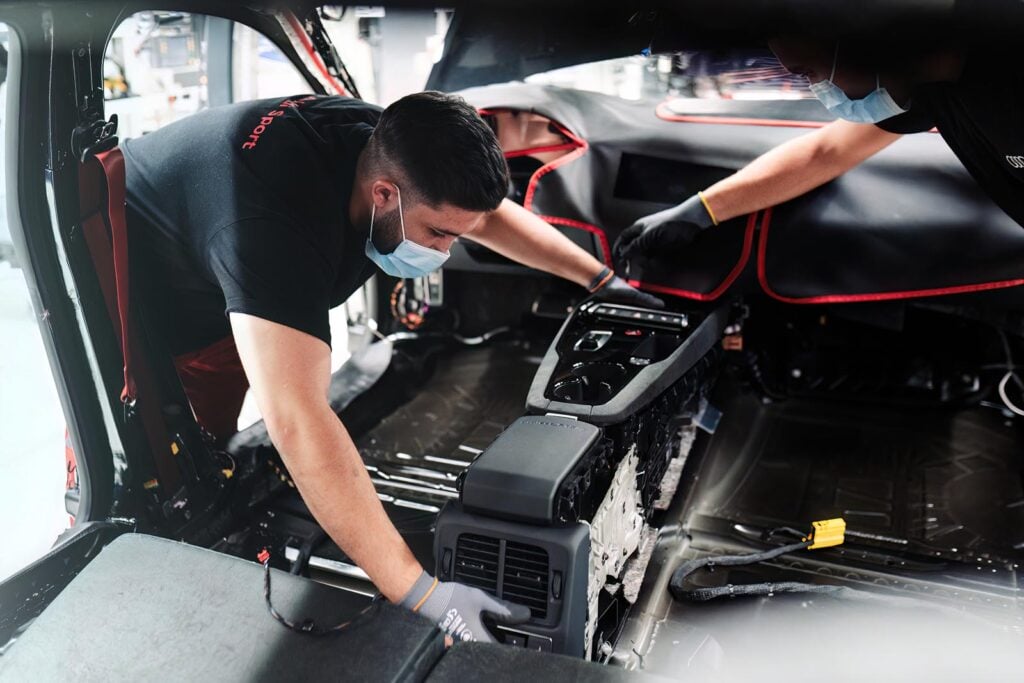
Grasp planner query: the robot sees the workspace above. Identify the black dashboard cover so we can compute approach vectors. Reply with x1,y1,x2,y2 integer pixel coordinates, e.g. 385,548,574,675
457,83,1024,305
460,83,758,298
759,134,1024,302
461,415,601,524
0,534,443,682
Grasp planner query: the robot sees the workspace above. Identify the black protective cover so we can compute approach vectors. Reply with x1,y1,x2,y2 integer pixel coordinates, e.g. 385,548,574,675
0,534,443,682
0,522,128,646
461,415,601,524
457,83,1024,305
760,147,1024,302
426,641,671,682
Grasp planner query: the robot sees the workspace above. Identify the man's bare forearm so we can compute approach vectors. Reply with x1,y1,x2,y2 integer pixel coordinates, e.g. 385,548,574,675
466,199,604,286
703,120,903,223
270,404,422,602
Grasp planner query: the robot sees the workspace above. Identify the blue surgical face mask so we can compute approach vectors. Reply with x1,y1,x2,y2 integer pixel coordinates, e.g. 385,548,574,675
364,185,450,278
808,44,908,124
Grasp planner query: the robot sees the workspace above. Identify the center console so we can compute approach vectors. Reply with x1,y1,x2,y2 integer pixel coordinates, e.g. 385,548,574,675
527,301,720,424
433,301,727,657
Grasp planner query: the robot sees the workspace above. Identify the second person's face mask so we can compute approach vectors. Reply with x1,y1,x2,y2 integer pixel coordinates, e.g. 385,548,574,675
364,185,450,279
808,44,908,124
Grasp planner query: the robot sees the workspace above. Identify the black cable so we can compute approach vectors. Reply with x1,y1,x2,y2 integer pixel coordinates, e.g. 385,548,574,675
768,526,808,542
260,549,371,635
289,530,325,576
743,350,788,402
678,581,847,602
668,540,811,602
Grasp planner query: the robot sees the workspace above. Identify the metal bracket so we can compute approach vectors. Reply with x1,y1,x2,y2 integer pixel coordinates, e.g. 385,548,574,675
69,42,118,161
73,114,119,162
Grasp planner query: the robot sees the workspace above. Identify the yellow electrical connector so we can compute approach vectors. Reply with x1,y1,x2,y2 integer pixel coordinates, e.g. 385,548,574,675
804,518,846,549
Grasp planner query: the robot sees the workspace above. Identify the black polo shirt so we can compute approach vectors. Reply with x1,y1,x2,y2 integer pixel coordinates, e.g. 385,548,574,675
876,47,1024,228
124,95,380,356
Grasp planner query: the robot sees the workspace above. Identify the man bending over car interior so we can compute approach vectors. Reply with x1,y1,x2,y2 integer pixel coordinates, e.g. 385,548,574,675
123,90,662,642
616,37,1023,260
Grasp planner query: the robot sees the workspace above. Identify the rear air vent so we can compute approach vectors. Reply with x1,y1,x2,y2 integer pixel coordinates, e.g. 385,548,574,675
453,535,552,621
503,541,549,620
454,534,500,593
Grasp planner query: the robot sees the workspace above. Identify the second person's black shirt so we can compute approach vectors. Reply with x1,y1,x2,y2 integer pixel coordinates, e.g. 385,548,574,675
876,47,1024,228
124,94,381,355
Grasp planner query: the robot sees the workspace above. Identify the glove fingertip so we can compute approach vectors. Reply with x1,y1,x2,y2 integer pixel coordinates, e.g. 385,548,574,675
631,239,657,259
646,294,666,309
489,602,532,625
618,242,639,261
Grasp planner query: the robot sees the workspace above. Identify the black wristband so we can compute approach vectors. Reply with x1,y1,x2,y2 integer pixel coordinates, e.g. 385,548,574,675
587,266,613,292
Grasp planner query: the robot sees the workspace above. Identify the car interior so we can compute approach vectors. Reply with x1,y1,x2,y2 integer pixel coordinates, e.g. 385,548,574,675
1,1,1023,681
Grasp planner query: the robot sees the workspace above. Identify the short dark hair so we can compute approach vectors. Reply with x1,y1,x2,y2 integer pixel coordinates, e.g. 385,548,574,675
368,91,509,212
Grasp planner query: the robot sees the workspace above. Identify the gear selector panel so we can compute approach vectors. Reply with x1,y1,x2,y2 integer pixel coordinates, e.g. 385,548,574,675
527,300,726,425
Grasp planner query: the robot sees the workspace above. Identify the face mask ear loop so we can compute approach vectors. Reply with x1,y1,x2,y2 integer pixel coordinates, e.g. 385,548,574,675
395,185,407,240
829,42,839,83
369,202,377,240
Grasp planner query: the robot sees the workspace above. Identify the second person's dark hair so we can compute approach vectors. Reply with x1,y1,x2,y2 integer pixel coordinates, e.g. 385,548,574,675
368,91,509,211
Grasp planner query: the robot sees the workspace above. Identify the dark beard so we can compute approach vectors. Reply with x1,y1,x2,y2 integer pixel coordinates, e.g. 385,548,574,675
369,207,404,254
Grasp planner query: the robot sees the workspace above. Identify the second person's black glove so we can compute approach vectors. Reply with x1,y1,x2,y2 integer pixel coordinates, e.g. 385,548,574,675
588,267,664,309
613,192,718,264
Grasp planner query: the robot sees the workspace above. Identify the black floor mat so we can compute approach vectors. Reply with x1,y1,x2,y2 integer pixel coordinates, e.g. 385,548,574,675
690,390,1024,563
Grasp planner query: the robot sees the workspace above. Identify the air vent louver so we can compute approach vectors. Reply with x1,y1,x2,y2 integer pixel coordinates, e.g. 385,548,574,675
503,541,549,620
453,534,500,593
453,535,551,620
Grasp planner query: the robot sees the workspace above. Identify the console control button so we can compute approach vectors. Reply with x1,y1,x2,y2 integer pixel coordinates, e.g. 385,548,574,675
573,329,612,352
441,549,452,577
551,571,563,599
505,633,527,647
527,635,552,652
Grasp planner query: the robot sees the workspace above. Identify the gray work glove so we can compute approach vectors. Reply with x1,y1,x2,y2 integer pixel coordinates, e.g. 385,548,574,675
613,192,717,263
590,270,665,309
400,570,531,643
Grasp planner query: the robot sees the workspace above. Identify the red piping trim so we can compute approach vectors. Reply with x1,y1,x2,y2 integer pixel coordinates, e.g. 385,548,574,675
478,108,586,146
284,12,348,96
504,142,579,159
656,102,828,129
522,122,588,211
478,108,612,269
476,108,588,210
655,102,939,133
626,213,758,301
757,207,1024,303
536,215,613,268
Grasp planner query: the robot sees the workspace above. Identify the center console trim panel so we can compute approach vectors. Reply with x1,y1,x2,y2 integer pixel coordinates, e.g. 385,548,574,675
526,302,728,425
